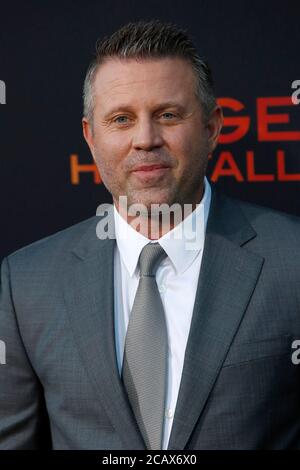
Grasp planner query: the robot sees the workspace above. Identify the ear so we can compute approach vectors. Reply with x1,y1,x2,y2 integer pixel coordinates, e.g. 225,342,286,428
206,105,223,153
82,117,96,160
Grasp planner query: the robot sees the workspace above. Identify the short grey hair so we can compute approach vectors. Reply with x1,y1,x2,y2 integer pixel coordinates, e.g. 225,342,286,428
83,20,217,123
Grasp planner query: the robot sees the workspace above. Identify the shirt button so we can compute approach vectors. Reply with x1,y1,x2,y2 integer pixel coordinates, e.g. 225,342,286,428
165,409,173,419
159,284,166,294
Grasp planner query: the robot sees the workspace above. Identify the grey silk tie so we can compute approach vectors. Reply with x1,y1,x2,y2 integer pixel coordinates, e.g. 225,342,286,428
122,242,168,450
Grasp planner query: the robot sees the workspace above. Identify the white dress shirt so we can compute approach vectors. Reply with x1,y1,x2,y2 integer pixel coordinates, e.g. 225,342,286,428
113,177,211,450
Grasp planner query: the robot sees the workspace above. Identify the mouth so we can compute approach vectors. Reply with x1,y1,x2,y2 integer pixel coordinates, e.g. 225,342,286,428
131,164,170,182
132,164,169,172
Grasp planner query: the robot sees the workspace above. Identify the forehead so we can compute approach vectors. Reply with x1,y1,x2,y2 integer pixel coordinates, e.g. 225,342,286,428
93,57,197,109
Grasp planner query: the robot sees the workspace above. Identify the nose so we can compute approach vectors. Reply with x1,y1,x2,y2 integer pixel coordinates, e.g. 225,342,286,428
132,117,164,151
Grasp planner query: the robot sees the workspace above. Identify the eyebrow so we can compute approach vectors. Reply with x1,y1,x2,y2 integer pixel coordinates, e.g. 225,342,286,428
103,101,187,119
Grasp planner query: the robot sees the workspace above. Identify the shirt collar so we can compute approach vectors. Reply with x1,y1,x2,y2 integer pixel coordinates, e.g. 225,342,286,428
113,176,211,277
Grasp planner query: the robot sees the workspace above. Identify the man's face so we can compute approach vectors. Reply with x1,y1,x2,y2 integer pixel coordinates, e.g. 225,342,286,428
83,57,222,212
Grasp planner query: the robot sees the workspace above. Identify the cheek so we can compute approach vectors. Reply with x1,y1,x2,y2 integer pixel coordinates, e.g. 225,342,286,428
167,128,204,165
170,120,204,146
95,133,129,166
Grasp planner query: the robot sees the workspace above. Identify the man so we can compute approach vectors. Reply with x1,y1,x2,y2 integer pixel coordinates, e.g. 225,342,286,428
0,20,300,450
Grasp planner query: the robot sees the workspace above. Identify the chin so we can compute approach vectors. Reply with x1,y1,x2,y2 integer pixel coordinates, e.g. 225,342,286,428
134,198,173,212
131,189,175,207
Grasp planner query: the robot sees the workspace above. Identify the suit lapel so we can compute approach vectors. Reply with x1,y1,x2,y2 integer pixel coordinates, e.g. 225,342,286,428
167,189,264,450
63,207,145,449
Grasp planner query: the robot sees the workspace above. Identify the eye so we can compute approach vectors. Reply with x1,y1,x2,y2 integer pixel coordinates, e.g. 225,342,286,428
113,115,130,124
161,112,176,119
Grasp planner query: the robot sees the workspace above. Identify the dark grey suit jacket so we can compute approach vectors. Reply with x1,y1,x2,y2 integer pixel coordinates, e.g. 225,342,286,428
0,187,300,449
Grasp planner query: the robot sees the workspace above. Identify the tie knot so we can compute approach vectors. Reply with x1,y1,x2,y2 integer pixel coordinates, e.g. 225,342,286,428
138,242,167,277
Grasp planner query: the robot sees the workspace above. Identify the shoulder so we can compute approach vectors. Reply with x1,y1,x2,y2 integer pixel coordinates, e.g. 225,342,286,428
209,185,300,262
214,190,300,264
4,215,99,270
234,195,300,239
210,185,300,236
